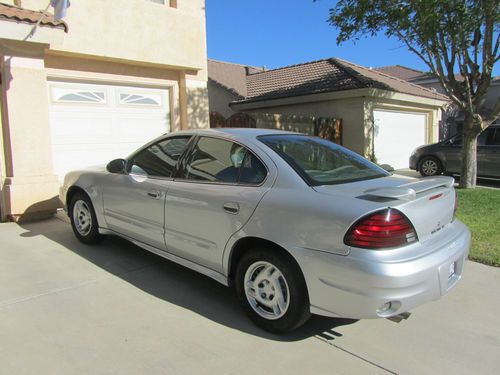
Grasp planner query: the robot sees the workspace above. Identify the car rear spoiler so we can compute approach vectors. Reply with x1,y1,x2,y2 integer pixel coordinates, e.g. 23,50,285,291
363,176,454,201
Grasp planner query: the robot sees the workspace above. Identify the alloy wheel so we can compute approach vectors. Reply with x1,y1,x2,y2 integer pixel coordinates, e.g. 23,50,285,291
244,261,290,320
73,200,92,236
421,159,438,175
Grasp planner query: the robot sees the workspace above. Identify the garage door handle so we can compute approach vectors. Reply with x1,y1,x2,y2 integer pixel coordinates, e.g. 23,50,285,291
223,202,239,214
147,190,161,199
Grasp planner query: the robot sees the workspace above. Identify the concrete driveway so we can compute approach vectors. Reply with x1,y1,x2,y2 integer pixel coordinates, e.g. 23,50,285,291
1,216,499,375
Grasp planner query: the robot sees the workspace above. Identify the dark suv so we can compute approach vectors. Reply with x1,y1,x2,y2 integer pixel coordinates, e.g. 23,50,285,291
410,125,500,177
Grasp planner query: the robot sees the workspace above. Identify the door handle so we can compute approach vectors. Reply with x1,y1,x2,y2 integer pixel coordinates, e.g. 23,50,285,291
223,202,239,214
147,190,161,199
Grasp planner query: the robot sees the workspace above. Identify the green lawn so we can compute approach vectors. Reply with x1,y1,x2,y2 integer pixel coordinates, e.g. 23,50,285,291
456,187,500,267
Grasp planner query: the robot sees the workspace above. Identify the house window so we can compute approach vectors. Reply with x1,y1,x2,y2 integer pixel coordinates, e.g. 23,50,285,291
146,0,177,7
52,87,106,104
119,92,162,106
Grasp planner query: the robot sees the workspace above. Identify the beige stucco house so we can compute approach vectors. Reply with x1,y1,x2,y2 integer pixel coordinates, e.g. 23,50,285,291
0,0,209,221
208,58,448,170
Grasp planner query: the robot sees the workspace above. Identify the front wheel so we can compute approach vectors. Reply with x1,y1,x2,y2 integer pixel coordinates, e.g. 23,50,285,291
419,156,443,177
235,249,310,333
69,192,104,244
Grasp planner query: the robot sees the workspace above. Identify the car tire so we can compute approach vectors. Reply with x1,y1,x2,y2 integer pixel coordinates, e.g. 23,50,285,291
418,156,443,177
69,192,104,244
235,248,311,333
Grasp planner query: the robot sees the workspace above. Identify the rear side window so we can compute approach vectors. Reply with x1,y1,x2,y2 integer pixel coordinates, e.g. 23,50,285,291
239,151,268,184
177,137,267,184
259,134,388,186
129,136,191,178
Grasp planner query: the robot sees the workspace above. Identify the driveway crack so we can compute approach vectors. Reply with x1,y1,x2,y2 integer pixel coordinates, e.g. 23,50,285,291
315,335,398,374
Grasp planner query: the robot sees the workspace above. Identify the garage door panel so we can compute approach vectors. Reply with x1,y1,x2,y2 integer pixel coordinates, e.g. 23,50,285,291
52,145,115,179
374,110,427,170
49,81,171,181
115,117,168,141
50,116,113,145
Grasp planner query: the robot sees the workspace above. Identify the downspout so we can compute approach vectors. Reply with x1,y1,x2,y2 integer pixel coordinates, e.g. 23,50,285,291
0,75,6,221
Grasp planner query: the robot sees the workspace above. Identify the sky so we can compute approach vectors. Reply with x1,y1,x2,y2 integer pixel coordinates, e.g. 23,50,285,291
206,0,499,76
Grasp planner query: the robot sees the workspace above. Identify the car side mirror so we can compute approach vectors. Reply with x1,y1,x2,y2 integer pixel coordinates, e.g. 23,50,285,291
106,158,127,174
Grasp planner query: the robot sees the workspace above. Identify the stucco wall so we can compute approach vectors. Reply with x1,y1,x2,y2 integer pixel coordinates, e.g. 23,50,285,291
207,81,239,119
0,52,60,220
0,1,210,219
7,0,208,76
186,79,209,129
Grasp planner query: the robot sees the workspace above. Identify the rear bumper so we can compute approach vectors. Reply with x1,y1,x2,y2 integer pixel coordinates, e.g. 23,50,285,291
296,220,471,319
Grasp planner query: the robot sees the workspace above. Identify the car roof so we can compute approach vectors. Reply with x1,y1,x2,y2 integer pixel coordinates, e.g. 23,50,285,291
171,128,301,139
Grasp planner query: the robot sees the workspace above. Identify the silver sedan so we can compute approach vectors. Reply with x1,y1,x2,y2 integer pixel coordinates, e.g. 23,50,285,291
60,128,471,332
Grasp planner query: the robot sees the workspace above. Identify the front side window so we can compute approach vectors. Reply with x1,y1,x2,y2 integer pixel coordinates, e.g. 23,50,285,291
129,136,191,178
178,137,267,184
259,135,388,186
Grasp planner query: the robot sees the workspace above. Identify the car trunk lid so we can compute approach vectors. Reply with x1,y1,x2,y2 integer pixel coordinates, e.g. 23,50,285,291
313,176,456,244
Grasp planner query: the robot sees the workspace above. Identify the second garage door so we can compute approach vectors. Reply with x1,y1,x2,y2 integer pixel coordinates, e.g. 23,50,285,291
49,81,171,181
373,110,427,170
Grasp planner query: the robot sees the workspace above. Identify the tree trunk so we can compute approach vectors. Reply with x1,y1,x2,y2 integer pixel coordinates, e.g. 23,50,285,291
459,116,481,189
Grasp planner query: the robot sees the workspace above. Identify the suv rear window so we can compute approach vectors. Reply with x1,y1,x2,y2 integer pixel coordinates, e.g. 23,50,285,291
259,135,389,186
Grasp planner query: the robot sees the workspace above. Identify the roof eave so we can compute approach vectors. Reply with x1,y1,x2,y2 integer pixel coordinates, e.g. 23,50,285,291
231,88,448,111
0,18,66,45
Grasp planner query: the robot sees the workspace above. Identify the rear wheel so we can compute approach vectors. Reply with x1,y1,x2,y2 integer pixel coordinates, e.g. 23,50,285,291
69,192,103,244
419,156,443,177
235,248,310,333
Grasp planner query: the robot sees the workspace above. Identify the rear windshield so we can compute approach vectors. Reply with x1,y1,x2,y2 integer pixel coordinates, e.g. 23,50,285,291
259,134,389,186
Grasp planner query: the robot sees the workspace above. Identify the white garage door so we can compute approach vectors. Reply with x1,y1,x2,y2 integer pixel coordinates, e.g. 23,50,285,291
373,110,427,169
49,81,170,181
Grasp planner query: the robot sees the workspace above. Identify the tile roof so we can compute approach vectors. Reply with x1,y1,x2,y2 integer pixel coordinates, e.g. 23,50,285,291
0,3,68,32
246,58,377,100
374,65,429,81
208,59,265,97
238,58,448,103
335,58,448,100
375,64,466,83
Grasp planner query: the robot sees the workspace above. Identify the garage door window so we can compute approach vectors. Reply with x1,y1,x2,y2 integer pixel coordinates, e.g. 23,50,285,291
52,87,106,104
119,92,162,106
130,136,191,178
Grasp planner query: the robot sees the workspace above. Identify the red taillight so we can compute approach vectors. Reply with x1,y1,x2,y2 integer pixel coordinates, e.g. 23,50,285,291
344,209,418,249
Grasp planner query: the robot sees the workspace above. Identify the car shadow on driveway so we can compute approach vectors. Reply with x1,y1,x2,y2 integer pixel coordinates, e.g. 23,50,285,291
17,216,358,342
